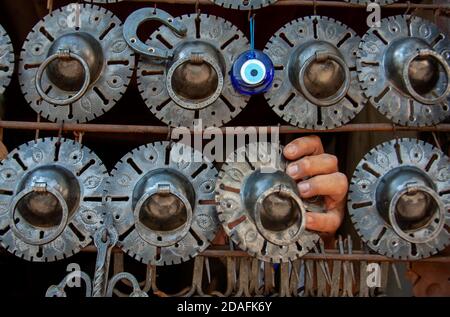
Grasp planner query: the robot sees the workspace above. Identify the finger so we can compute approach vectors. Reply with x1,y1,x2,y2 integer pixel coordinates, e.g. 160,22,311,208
286,154,338,180
283,135,324,160
305,209,344,234
297,172,348,205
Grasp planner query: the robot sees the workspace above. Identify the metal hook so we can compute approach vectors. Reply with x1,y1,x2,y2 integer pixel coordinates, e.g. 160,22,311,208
35,113,40,141
404,1,412,17
47,0,53,13
434,8,440,24
196,0,201,21
248,9,254,22
167,126,174,150
432,131,443,151
392,123,399,142
74,131,84,145
123,8,187,59
56,122,64,146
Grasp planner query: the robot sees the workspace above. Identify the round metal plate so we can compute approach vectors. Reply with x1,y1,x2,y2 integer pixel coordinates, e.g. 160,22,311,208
0,24,14,95
137,14,249,128
19,4,134,123
264,16,366,130
357,15,450,126
216,143,322,263
0,138,108,262
348,138,450,259
210,0,278,10
107,141,219,265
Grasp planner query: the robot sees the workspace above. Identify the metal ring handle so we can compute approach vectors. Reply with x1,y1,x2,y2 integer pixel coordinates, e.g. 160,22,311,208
254,185,307,246
133,184,193,247
9,186,69,246
46,271,92,297
106,272,148,297
388,184,445,244
166,54,225,110
35,50,91,106
299,51,351,107
123,8,187,59
403,49,450,105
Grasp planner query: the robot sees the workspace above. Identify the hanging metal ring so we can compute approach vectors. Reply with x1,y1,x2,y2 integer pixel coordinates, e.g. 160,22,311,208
35,50,91,106
389,186,445,243
298,51,351,107
133,184,193,247
388,184,445,244
253,185,307,246
403,48,450,105
9,185,70,246
166,53,224,110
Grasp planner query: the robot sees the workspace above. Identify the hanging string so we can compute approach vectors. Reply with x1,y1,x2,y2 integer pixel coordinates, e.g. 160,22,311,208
249,14,255,51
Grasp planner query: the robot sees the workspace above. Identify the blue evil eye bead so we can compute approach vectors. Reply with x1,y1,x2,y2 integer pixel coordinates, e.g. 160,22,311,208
231,50,274,95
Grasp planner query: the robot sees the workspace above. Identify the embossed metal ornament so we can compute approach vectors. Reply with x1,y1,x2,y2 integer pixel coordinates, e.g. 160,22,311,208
0,138,108,262
348,138,450,259
210,0,278,10
19,4,134,123
107,141,219,265
264,16,366,130
357,15,450,126
216,143,323,263
0,24,14,95
135,13,249,128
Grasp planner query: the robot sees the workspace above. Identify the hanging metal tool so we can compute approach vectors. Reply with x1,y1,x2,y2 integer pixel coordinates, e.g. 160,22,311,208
107,141,219,265
19,4,134,123
0,138,108,262
348,138,450,259
0,24,14,95
124,8,187,60
128,9,250,128
357,15,450,126
92,220,118,297
210,0,278,10
216,143,324,263
264,16,366,130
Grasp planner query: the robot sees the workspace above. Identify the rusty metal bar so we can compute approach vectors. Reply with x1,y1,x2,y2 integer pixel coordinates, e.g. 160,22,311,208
76,245,450,263
201,249,450,263
1,120,449,134
128,0,450,10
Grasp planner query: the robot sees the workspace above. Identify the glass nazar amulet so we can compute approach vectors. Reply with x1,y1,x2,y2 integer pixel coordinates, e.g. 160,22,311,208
231,49,274,96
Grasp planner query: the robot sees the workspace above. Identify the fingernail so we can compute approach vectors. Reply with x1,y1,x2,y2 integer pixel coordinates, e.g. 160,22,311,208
298,182,310,194
285,145,297,156
306,214,314,225
286,164,298,176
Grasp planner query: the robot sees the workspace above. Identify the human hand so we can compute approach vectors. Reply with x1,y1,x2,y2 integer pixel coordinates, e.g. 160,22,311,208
284,136,348,235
